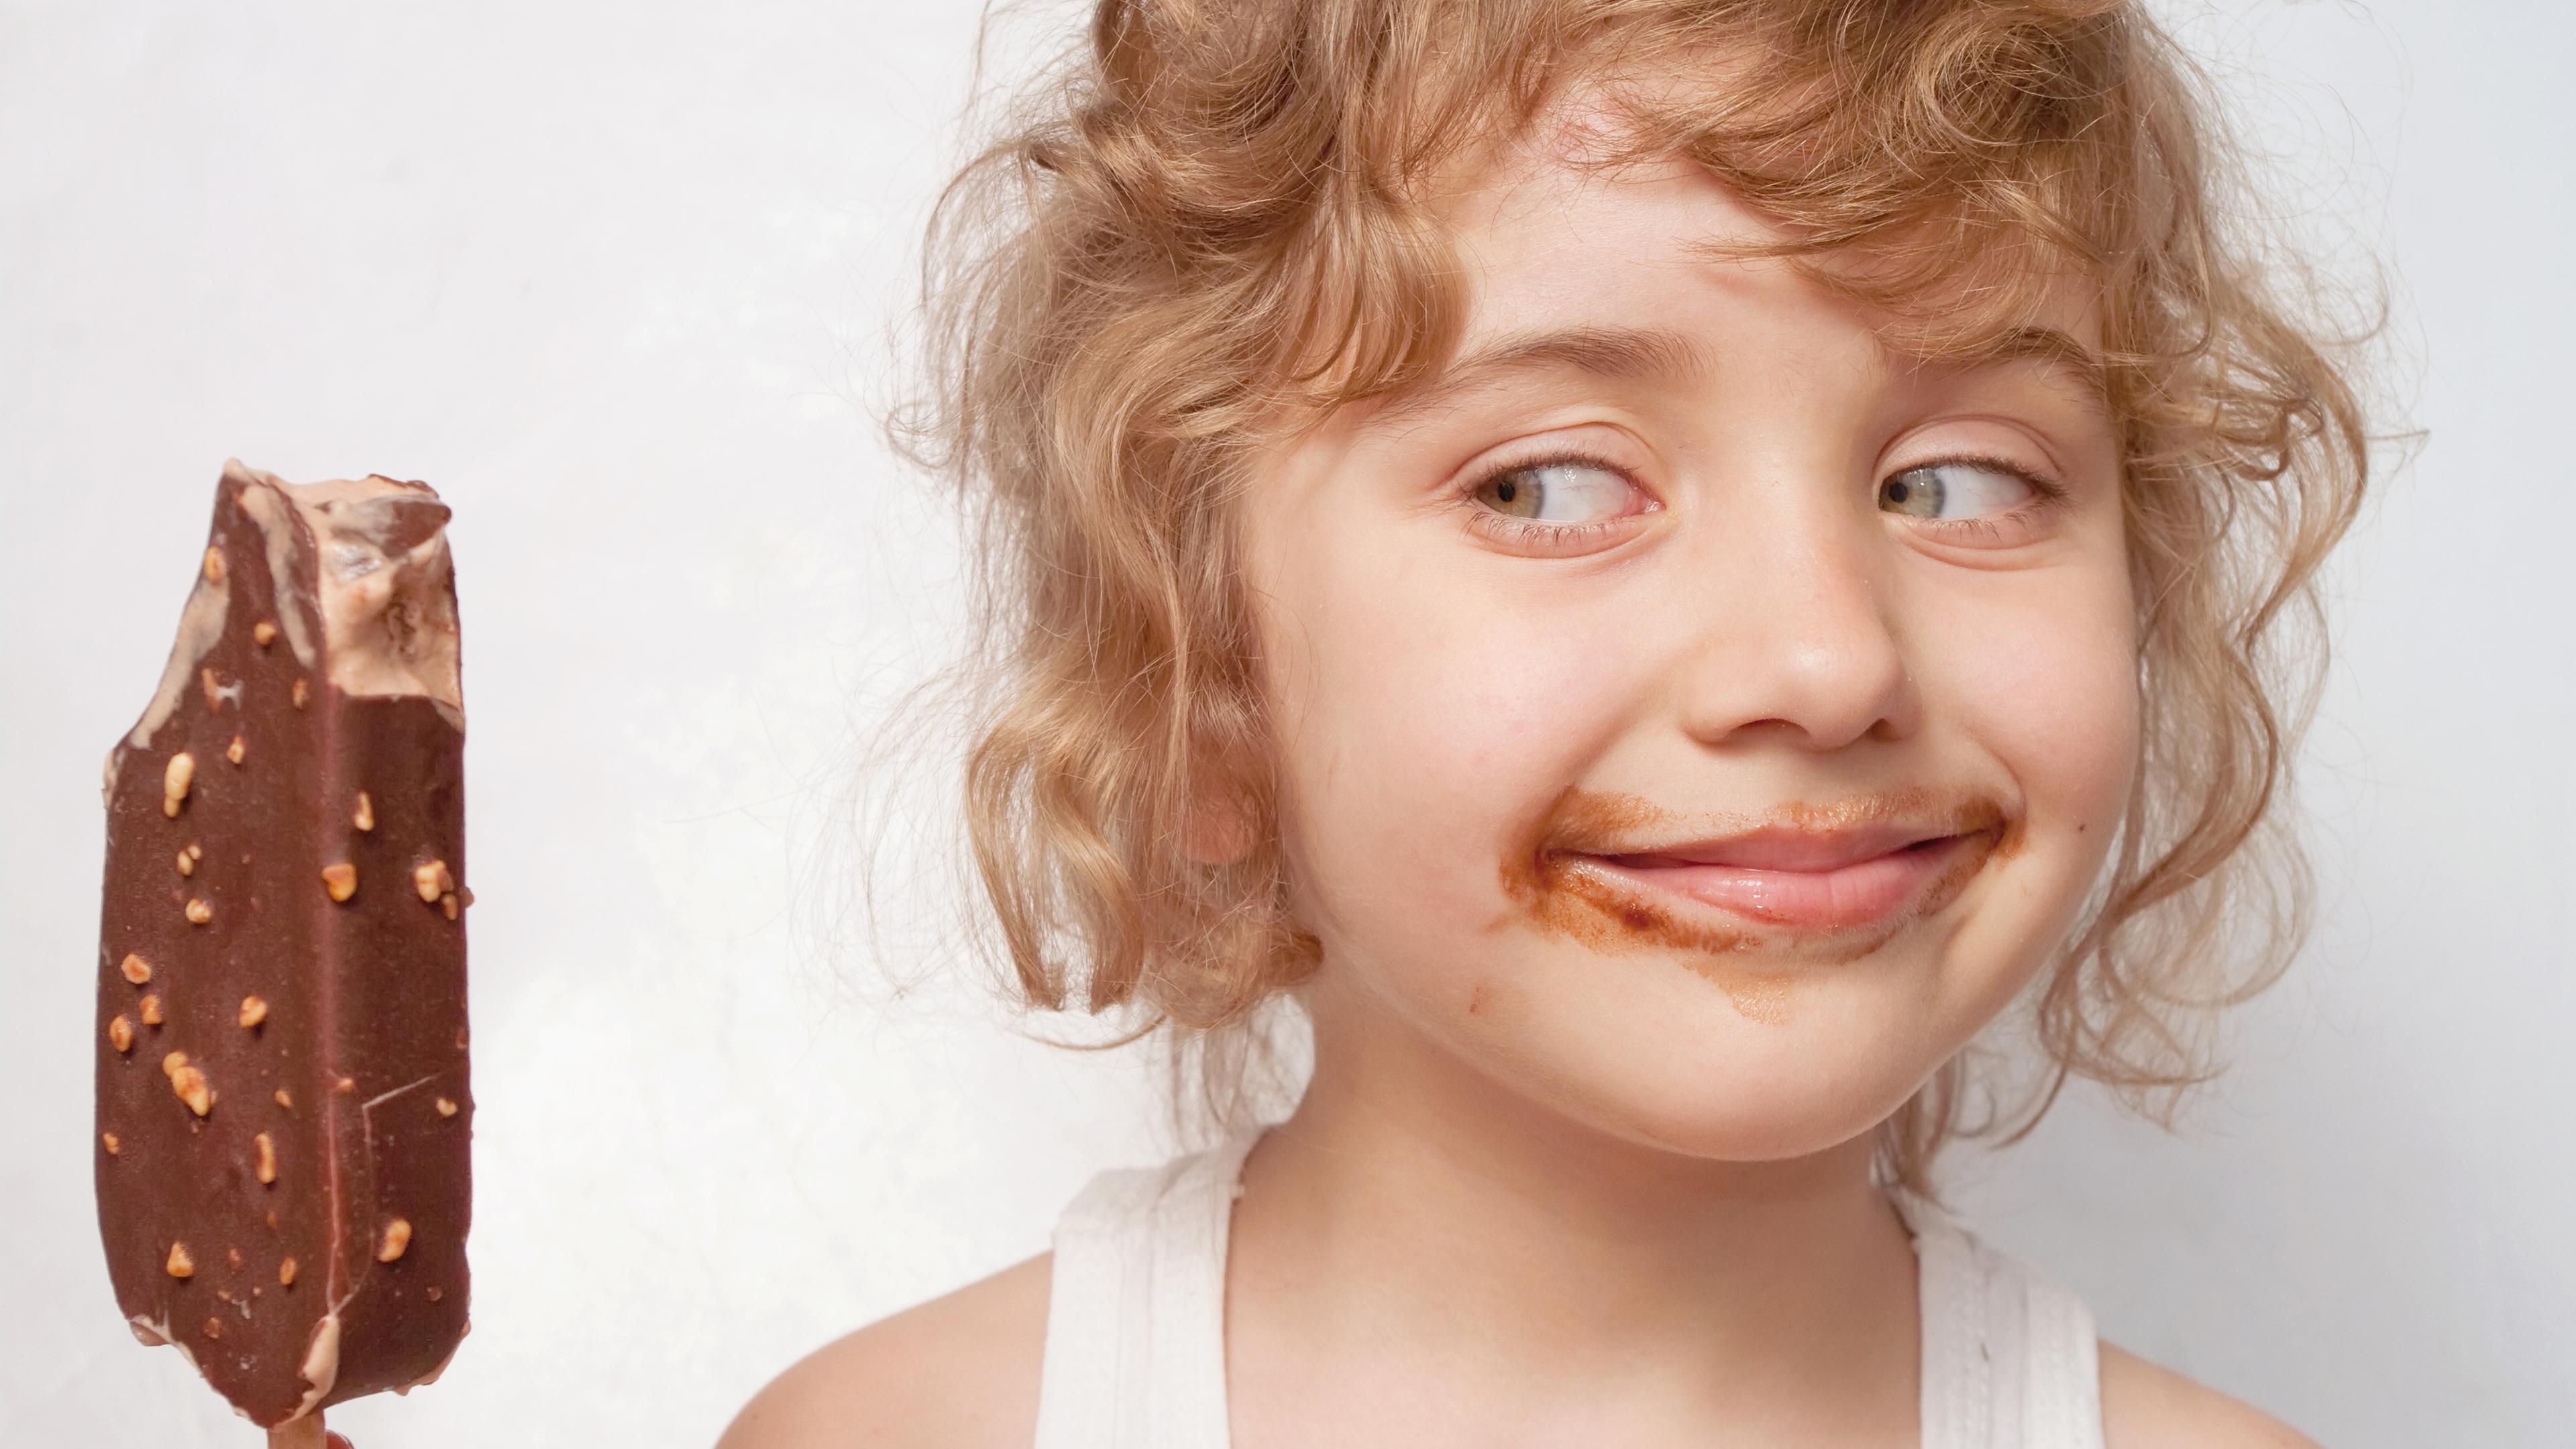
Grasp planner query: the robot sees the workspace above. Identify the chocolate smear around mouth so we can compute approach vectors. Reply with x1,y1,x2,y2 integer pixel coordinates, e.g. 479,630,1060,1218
1498,787,2013,1024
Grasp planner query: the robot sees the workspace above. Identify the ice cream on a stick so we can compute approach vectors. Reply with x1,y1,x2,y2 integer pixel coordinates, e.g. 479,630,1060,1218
95,462,471,1442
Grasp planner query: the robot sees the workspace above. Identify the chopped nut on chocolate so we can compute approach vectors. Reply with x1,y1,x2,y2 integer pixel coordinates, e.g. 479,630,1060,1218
272,1089,292,1109
139,995,162,1026
175,849,195,877
162,1051,189,1077
186,842,203,861
227,1247,244,1272
278,1256,297,1287
254,1133,277,1185
321,863,358,902
201,667,223,713
435,1097,458,1118
103,1132,121,1155
414,860,453,903
108,1015,135,1053
225,735,245,766
290,677,309,710
184,898,212,925
441,893,460,920
203,546,225,582
166,1242,195,1278
121,953,152,985
335,1076,354,1093
378,1218,412,1263
426,1286,443,1302
239,996,268,1028
170,1063,213,1117
162,752,196,817
252,620,277,648
354,792,375,832
203,1317,223,1340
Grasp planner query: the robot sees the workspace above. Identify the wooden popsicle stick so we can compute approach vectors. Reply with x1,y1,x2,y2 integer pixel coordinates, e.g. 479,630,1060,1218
267,1413,325,1448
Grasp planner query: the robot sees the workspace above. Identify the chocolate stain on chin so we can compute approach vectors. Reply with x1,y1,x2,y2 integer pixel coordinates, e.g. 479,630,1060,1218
1498,786,2017,1026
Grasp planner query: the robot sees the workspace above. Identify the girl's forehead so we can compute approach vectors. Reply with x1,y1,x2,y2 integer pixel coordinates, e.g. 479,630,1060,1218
1428,136,2106,378
1418,72,2108,362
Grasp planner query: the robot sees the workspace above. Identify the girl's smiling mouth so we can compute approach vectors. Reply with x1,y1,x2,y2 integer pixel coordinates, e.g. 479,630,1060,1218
1506,788,2015,959
1580,825,2000,932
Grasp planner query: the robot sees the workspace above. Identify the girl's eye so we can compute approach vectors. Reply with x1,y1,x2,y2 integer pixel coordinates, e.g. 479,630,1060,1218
1877,461,2035,521
1470,462,1638,524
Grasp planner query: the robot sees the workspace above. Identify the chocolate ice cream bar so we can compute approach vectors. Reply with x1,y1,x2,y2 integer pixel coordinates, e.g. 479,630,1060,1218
95,461,471,1434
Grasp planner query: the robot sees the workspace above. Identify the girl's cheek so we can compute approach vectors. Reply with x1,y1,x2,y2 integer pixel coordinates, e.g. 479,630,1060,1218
1924,568,2140,878
1266,546,1628,936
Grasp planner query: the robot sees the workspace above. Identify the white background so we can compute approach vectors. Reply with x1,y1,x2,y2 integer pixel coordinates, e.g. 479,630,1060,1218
1,2,2567,1444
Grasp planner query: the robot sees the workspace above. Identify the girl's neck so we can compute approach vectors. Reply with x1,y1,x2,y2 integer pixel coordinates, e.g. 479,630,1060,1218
1224,977,1921,1438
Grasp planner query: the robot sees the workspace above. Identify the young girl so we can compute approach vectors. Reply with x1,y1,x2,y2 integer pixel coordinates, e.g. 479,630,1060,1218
727,1,2367,1444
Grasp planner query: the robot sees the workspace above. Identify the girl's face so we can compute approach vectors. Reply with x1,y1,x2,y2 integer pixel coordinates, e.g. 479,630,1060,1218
1238,131,2138,1160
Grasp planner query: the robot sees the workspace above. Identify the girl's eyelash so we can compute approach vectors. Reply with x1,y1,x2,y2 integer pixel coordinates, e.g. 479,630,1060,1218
1458,449,1638,500
1899,452,2070,502
1890,453,2074,542
1450,449,1652,545
1472,513,1635,549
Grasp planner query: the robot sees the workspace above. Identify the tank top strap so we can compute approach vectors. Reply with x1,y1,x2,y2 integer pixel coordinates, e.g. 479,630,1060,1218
1031,1124,1261,1449
1896,1190,2106,1449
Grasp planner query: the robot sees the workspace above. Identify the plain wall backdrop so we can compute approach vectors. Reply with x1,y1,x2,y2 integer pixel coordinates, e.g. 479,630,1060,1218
2,1,2568,1444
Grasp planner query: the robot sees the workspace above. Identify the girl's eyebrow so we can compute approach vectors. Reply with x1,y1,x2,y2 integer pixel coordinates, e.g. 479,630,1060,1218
1366,324,1713,428
1364,321,2108,429
1921,325,2111,412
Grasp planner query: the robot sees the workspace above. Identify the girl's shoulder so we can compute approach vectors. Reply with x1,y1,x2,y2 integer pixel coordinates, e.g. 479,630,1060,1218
2098,1341,2322,1449
1913,1197,2318,1448
716,1250,1051,1449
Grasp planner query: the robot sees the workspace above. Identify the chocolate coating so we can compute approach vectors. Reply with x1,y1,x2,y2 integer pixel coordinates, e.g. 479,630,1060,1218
95,462,470,1429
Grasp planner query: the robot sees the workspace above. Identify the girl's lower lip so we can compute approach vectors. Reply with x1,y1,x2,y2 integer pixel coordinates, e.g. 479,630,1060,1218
1580,835,1980,931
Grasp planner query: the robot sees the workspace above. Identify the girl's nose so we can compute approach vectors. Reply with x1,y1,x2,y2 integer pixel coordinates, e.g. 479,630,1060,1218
1668,502,1921,754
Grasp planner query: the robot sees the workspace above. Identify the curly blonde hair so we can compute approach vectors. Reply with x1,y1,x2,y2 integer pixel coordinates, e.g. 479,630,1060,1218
898,0,2372,1189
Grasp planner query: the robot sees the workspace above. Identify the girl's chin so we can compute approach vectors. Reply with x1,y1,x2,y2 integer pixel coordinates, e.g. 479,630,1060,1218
1568,1084,1919,1166
1446,982,1962,1162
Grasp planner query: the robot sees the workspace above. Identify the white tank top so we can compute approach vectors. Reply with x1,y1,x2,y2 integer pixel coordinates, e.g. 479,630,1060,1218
1031,1122,2105,1448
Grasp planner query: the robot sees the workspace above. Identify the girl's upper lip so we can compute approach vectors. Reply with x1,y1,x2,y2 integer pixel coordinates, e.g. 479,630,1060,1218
1589,822,1966,874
